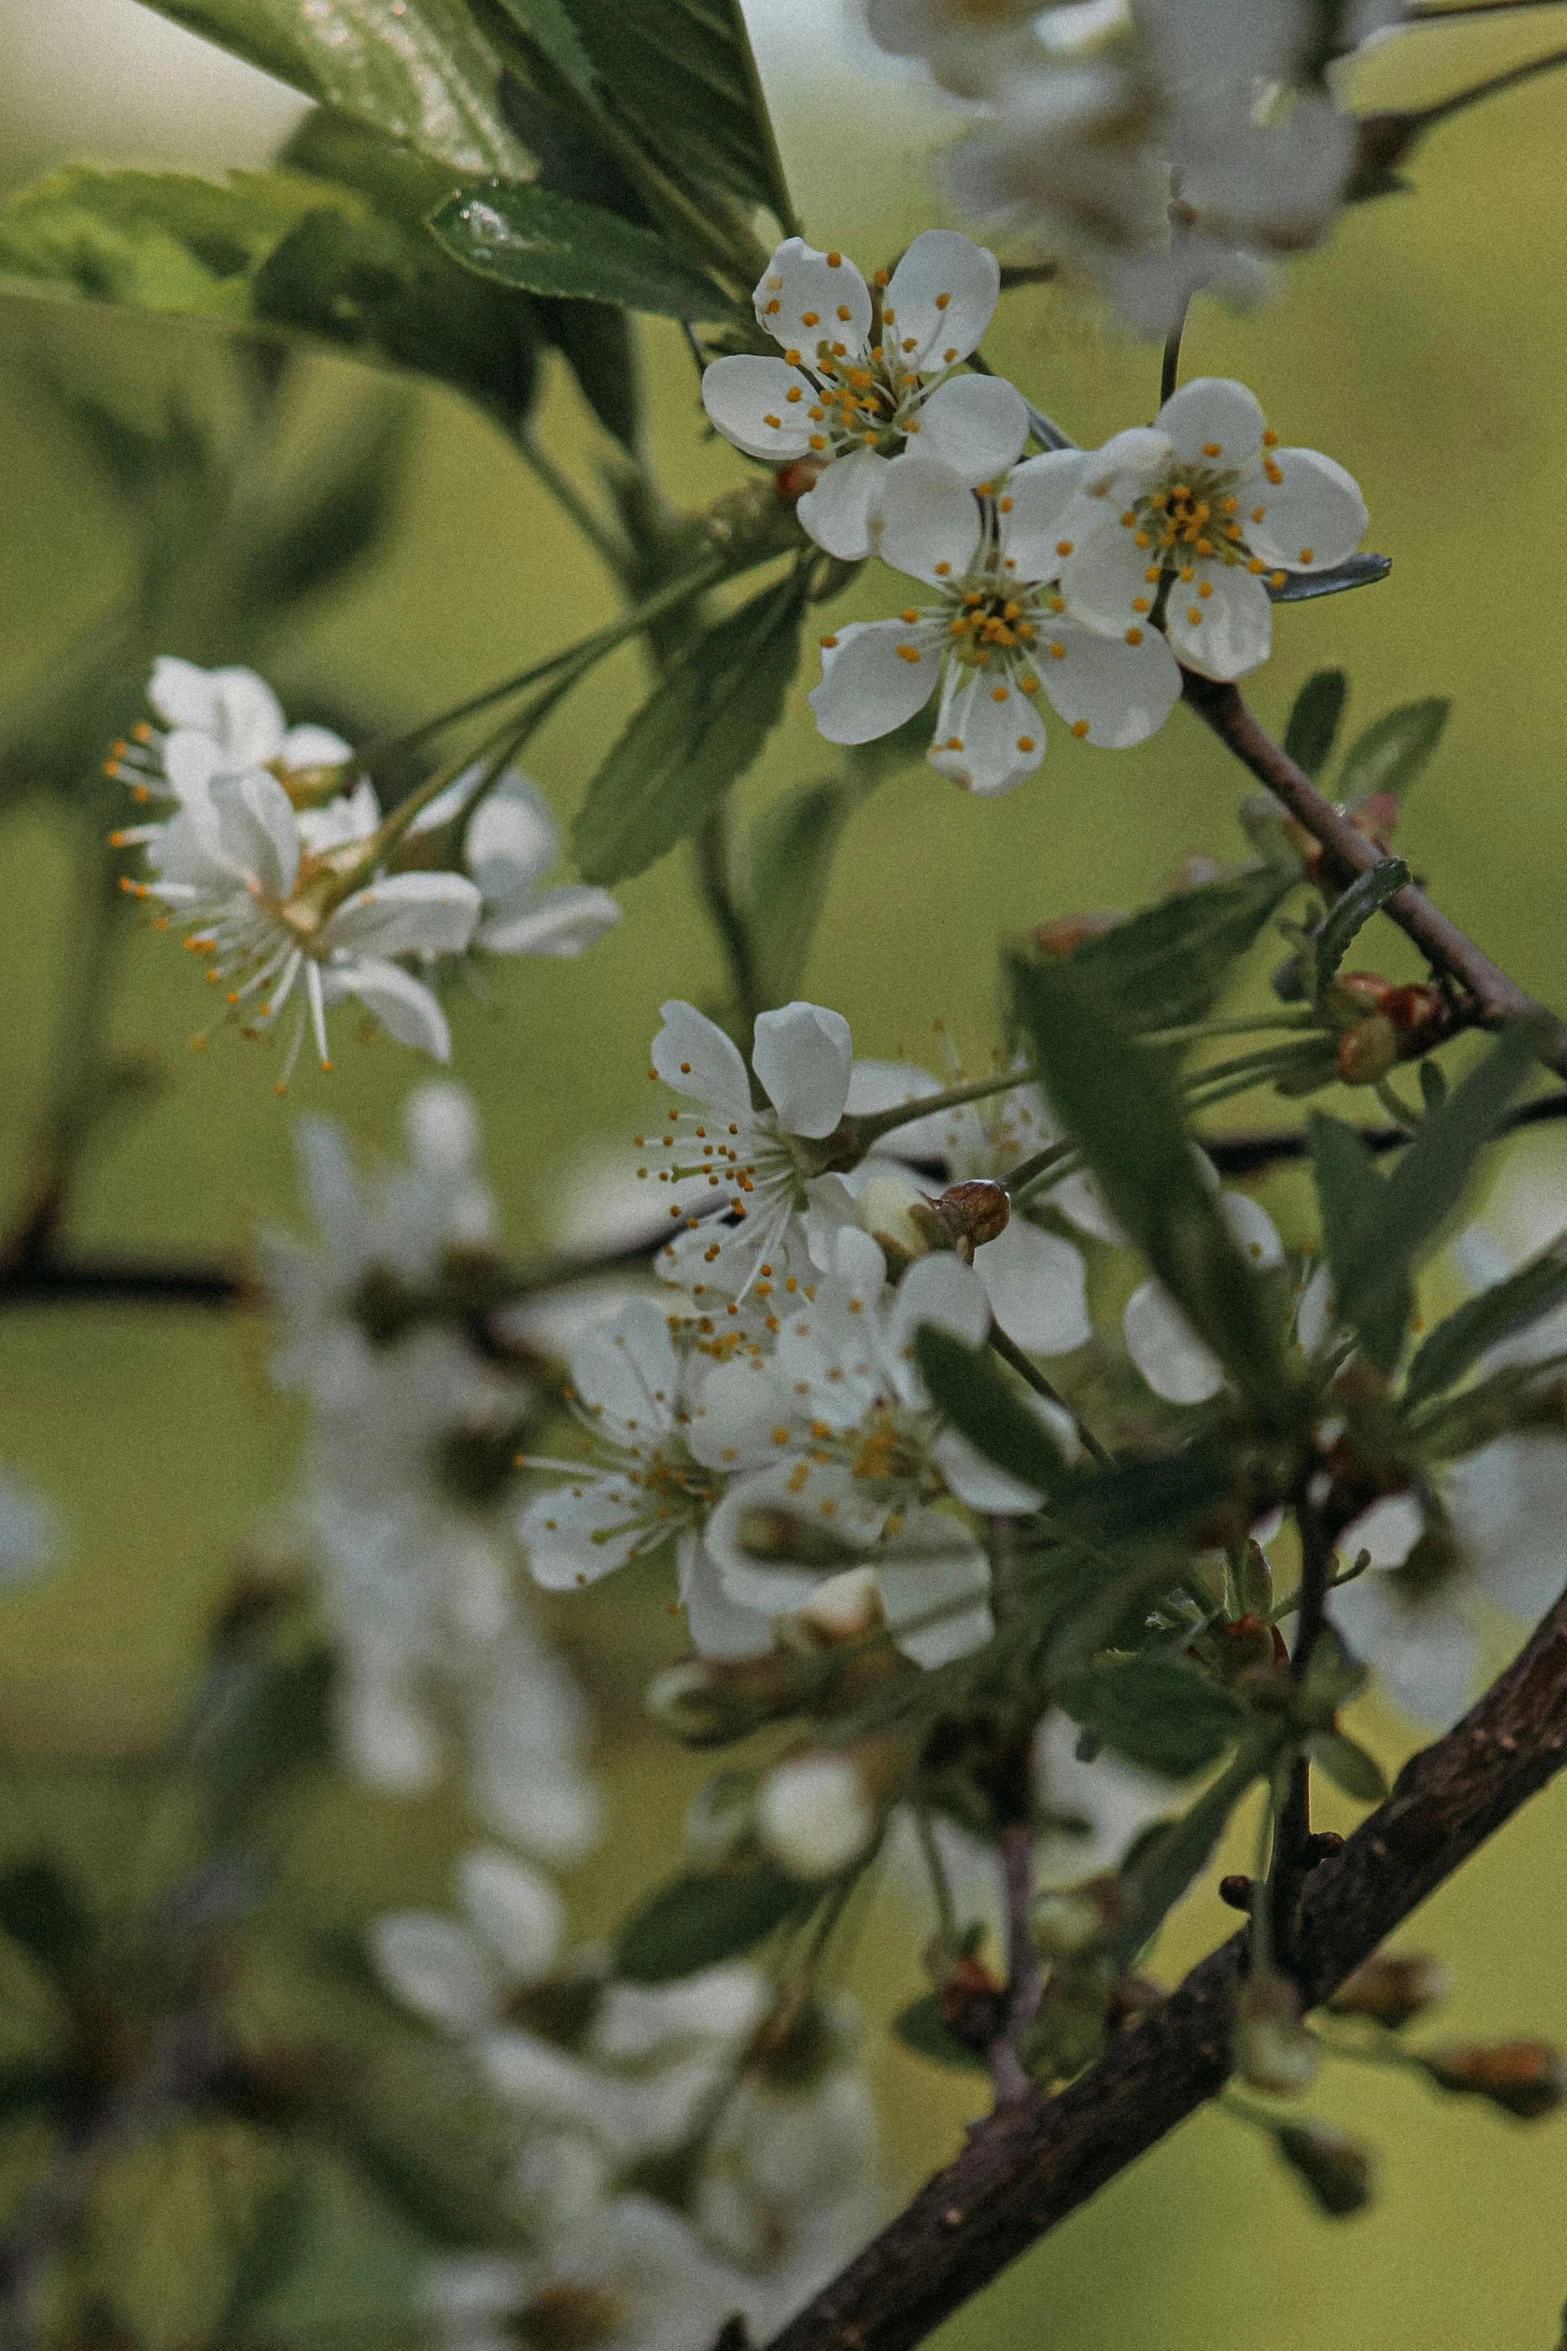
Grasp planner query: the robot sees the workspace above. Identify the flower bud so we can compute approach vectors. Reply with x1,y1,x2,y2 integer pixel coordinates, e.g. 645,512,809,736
646,1654,800,1747
1032,1873,1131,1962
1274,2119,1375,2217
756,1751,877,1881
939,1955,1005,2052
1420,2041,1566,2120
1336,1014,1400,1087
704,476,807,567
855,1171,943,1262
1328,1952,1451,2030
931,1180,1010,1258
782,1566,883,1650
683,1771,759,1871
1235,1974,1320,2097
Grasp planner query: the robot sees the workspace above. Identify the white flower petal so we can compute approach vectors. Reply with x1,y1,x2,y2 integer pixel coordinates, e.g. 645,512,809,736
1123,1279,1224,1403
885,228,999,365
465,771,558,894
910,372,1028,482
458,1848,565,1985
708,1462,886,1614
278,722,354,772
1448,1432,1567,1621
324,870,482,959
700,354,816,459
1039,618,1181,747
477,885,621,958
753,1000,853,1139
873,454,982,585
796,444,889,560
329,958,451,1059
211,770,299,897
977,1218,1091,1354
1243,447,1368,573
520,1479,644,1590
1156,376,1265,469
994,447,1090,580
887,1250,991,1398
809,619,941,746
403,1082,482,1179
296,777,381,856
934,1393,1077,1511
1163,563,1272,682
1329,1574,1476,1729
651,1000,752,1116
1221,1191,1284,1270
754,236,872,349
149,658,285,765
371,1913,497,2033
928,666,1046,798
686,1357,789,1474
570,1296,680,1436
677,1534,776,1660
875,1512,994,1668
1056,522,1158,637
1074,425,1171,501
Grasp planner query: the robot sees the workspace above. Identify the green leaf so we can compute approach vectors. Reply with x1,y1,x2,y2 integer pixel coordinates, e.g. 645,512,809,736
0,1861,91,1981
1055,1658,1246,1779
429,182,740,319
1404,1239,1567,1407
1313,858,1411,997
136,0,528,176
214,2176,313,2337
614,1866,816,1983
913,1329,1072,1501
1283,669,1348,779
745,772,868,1007
1065,866,1294,1035
552,0,796,225
1009,950,1294,1425
1062,1442,1238,1548
892,1992,988,2073
532,294,641,449
575,569,808,884
0,166,333,315
1112,1735,1281,1965
198,1647,336,1846
1267,552,1391,604
1336,697,1450,806
1306,1729,1388,1804
1296,1622,1368,1724
1307,1112,1409,1375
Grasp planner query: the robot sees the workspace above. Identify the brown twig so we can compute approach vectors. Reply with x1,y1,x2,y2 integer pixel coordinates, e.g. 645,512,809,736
1181,675,1567,1077
765,1583,1567,2351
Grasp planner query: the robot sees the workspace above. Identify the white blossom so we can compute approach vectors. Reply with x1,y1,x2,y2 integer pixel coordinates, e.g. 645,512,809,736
702,231,1027,558
106,657,352,824
810,452,1182,795
410,763,621,959
1050,379,1368,682
1123,1187,1285,1402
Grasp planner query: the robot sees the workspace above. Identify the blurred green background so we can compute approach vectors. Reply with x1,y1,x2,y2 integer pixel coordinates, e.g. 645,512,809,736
2,2,1567,2343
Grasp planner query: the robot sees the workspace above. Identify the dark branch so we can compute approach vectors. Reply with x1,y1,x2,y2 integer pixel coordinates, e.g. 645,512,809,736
1203,1091,1567,1176
1181,675,1567,1078
0,1251,245,1309
765,1587,1567,2351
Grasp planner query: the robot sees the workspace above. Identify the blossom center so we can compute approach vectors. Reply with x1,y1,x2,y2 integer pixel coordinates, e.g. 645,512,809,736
792,327,953,464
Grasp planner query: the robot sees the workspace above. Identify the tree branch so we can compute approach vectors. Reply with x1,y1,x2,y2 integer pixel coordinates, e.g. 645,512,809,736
1181,674,1567,1077
765,1586,1567,2351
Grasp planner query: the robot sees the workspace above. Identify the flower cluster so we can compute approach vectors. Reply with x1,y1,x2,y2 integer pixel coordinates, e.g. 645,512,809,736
374,1845,879,2345
863,0,1409,333
109,660,619,1079
703,236,1367,794
264,1082,599,1860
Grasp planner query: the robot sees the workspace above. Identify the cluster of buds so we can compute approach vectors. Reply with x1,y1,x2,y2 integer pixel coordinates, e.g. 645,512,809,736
1418,2041,1566,2121
1329,1951,1451,2031
1323,970,1454,1087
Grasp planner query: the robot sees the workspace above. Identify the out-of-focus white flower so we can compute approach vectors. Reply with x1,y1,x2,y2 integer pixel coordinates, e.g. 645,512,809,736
411,765,621,959
373,1845,567,2035
1052,379,1368,683
703,231,1026,558
1123,1188,1284,1403
107,658,352,819
809,453,1181,795
0,1470,61,1586
424,2198,745,2351
757,1752,878,1880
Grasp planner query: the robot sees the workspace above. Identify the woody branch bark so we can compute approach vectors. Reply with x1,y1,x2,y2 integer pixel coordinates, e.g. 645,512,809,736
1180,674,1567,1078
764,1585,1567,2351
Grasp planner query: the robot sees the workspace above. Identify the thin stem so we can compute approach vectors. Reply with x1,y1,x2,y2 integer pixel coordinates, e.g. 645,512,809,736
694,809,764,1034
1413,43,1567,129
912,1803,960,1954
1373,1075,1422,1133
852,1067,1040,1149
998,1138,1073,1201
990,1814,1043,2107
515,425,633,576
1159,296,1189,409
988,1323,1113,1469
1148,1012,1319,1046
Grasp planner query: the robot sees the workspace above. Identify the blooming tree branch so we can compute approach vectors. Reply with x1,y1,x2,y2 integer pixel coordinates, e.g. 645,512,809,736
763,1583,1567,2351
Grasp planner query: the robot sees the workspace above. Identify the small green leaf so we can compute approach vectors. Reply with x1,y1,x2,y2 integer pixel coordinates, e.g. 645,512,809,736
1336,697,1450,805
1063,1442,1239,1548
1009,950,1294,1425
1112,1735,1282,1964
745,771,869,1007
0,1862,91,1980
892,1992,988,2073
1296,1621,1369,1723
1307,1112,1408,1376
214,2175,314,2335
913,1329,1073,1501
1313,858,1411,997
1063,868,1293,1036
1283,669,1348,779
137,0,527,176
575,570,807,884
1056,1658,1246,1779
1404,1240,1567,1407
1307,1729,1388,1804
1267,553,1391,604
614,1866,816,1983
532,294,641,449
429,182,741,319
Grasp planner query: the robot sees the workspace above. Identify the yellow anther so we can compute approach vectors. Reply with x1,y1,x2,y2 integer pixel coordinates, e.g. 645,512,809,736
934,561,951,577
875,269,889,287
998,495,1013,513
1131,596,1150,614
809,434,826,450
1049,641,1065,659
991,685,1008,703
785,348,802,364
766,299,781,314
901,608,920,623
1198,581,1212,598
1298,546,1314,564
820,633,839,648
1016,735,1035,753
1264,459,1283,485
1262,427,1279,447
1071,720,1089,738
1125,627,1143,644
801,309,819,325
764,414,782,429
1135,530,1151,549
935,291,950,309
1247,558,1266,574
895,644,923,663
902,336,918,352
1270,570,1287,588
1145,566,1161,584
827,250,843,267
1019,673,1039,694
1056,539,1073,556
1196,537,1214,556
1203,441,1221,457
836,304,853,321
785,387,802,404
1186,606,1202,624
